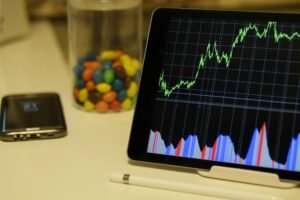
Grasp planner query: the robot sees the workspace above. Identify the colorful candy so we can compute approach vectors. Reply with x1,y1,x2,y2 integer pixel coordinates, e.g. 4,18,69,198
117,89,127,101
92,70,103,84
103,91,117,103
127,82,138,97
112,79,124,92
121,98,132,110
110,100,121,111
96,83,111,93
86,81,96,91
84,61,100,71
73,50,141,112
89,91,102,104
82,68,93,81
95,101,109,112
103,69,115,84
78,88,88,102
86,50,97,61
100,50,118,60
74,64,84,78
102,61,112,70
84,100,95,111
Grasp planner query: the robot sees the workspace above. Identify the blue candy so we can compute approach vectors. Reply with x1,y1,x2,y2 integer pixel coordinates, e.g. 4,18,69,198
102,61,113,70
86,50,97,61
78,57,86,64
117,89,127,101
75,79,85,88
92,70,103,84
74,64,84,79
112,79,124,92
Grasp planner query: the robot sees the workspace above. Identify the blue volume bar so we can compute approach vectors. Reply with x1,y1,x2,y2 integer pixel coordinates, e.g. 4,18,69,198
147,123,300,172
286,134,300,171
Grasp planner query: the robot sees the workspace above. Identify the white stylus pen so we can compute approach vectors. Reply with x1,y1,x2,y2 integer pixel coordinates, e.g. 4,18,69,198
110,173,284,200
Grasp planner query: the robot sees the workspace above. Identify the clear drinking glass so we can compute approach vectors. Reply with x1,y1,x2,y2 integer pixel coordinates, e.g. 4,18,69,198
68,0,143,112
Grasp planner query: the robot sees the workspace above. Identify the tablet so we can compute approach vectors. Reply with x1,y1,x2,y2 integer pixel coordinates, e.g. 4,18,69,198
128,8,300,182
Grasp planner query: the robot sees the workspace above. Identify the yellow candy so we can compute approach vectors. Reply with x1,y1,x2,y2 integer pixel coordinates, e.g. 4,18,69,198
78,88,88,102
100,50,118,60
96,83,111,93
124,65,137,77
120,54,131,63
84,100,95,111
122,98,132,110
127,82,138,97
120,55,138,77
132,59,141,70
123,61,136,77
121,57,131,69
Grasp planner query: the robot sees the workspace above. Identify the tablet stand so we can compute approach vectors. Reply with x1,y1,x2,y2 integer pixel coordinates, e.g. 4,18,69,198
197,166,298,188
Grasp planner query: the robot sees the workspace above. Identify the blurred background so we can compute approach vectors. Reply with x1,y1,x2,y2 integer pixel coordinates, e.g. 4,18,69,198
2,0,300,60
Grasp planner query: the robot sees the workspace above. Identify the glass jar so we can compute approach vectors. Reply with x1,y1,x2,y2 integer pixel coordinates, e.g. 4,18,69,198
67,0,143,112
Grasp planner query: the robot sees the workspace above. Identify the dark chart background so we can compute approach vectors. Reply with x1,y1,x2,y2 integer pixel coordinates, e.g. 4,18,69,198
150,17,300,165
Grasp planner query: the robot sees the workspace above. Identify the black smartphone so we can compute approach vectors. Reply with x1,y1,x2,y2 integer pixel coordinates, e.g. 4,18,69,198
0,93,67,141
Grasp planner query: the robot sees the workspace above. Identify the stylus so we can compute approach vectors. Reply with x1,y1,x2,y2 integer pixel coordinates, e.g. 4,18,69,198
110,173,284,200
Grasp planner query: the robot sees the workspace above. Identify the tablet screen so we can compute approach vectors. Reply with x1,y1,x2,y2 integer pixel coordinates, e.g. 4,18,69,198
128,9,300,182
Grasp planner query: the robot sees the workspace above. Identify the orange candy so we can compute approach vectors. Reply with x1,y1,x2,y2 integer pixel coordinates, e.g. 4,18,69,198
115,50,124,60
73,88,80,98
110,100,121,111
84,61,101,70
82,68,93,81
95,101,109,112
103,91,117,103
112,60,122,69
86,81,96,91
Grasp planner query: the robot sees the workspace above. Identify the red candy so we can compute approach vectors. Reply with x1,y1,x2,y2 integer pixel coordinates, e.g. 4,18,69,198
110,100,121,111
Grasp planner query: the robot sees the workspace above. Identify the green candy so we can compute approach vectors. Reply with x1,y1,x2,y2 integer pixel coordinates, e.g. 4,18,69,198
132,95,137,106
103,69,115,84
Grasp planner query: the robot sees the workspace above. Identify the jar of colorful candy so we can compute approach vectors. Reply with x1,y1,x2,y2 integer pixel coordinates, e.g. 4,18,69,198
67,0,143,112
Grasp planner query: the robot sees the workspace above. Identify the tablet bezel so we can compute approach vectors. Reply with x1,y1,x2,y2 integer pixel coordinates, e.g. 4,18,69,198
127,8,300,182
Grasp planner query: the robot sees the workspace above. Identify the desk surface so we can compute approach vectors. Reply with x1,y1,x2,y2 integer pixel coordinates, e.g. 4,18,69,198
0,21,299,200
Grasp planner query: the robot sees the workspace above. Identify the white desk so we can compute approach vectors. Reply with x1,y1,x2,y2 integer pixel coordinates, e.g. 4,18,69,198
0,21,299,200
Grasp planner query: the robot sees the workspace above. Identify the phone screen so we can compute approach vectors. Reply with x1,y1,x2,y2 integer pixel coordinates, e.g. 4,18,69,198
1,93,65,131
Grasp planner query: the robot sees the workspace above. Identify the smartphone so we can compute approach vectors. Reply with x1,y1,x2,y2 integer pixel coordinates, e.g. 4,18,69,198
0,93,67,141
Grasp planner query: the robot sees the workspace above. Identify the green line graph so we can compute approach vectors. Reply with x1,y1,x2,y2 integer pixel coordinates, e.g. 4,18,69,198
159,21,300,97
